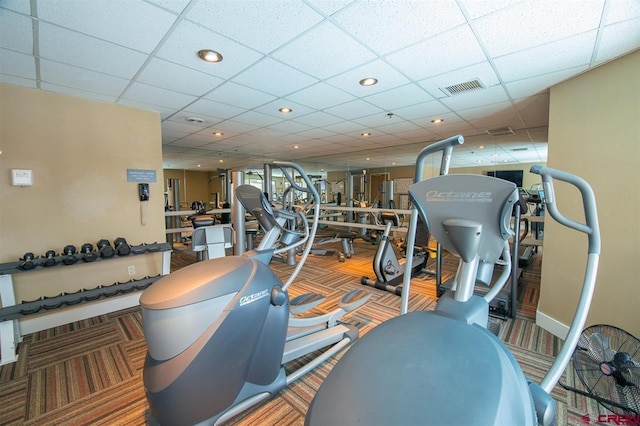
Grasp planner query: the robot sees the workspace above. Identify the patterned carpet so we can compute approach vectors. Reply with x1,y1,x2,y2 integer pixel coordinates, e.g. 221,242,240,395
0,239,605,425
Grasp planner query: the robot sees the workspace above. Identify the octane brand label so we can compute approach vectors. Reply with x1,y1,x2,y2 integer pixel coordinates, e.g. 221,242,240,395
239,289,270,306
425,190,492,202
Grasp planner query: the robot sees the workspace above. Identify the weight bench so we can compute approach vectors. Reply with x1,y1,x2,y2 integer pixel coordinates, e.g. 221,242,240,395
192,224,233,261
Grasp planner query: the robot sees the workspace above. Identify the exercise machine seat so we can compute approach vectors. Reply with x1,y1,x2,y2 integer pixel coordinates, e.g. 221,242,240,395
305,310,535,425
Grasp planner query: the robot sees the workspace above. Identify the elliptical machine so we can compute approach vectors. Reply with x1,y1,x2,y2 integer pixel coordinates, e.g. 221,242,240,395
141,161,369,426
305,136,601,426
360,138,461,296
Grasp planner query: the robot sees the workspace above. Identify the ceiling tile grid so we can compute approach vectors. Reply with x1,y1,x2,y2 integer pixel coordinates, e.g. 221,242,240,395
1,0,639,172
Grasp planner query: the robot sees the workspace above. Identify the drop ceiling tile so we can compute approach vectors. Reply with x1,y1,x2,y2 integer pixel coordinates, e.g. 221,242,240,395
230,110,284,127
512,93,549,128
161,129,185,144
232,57,318,97
273,21,376,80
39,59,129,96
0,73,36,88
204,82,276,110
304,0,353,16
473,0,605,57
40,82,118,102
392,100,451,121
439,85,510,111
0,48,35,78
325,59,411,96
375,120,423,135
459,0,520,20
117,98,175,119
155,20,263,80
504,65,587,98
285,82,355,110
418,61,500,98
495,31,597,82
296,128,338,139
1,0,31,13
0,9,32,53
292,111,344,127
265,120,314,134
595,18,640,64
322,120,369,134
604,0,640,24
39,23,148,80
122,81,197,109
187,0,323,54
37,0,178,53
136,57,224,96
333,0,465,55
324,99,385,120
386,25,487,80
169,138,211,148
146,0,190,14
252,99,315,119
183,98,245,121
456,101,514,121
207,119,258,134
162,119,204,134
363,83,434,111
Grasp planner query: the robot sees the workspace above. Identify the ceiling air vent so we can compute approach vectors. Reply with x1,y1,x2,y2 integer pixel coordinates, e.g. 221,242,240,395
440,79,485,96
510,147,529,152
485,126,515,136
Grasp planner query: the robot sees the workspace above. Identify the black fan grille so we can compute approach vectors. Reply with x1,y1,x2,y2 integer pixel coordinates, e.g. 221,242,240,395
573,324,640,415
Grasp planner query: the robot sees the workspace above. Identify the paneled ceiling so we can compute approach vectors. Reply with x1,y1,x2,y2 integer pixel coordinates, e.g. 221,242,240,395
1,0,639,173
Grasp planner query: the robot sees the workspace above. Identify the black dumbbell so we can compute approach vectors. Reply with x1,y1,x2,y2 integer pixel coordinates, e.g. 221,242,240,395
19,252,37,270
43,250,58,267
62,245,78,265
97,239,115,258
113,237,131,256
80,243,97,262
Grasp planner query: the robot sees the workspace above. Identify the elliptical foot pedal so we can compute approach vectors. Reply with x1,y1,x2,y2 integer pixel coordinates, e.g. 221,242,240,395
290,292,326,315
339,289,370,312
487,319,502,337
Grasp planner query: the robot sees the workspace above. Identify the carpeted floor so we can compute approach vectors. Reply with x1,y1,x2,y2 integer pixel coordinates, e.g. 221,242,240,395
0,238,605,425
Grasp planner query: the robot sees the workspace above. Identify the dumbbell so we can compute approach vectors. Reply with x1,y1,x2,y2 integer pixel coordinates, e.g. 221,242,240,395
43,250,58,267
113,237,131,256
19,252,37,270
80,243,97,262
62,245,78,265
97,239,115,258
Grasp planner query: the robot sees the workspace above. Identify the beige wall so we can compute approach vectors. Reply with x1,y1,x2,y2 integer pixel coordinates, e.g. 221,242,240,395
0,84,166,302
541,51,640,337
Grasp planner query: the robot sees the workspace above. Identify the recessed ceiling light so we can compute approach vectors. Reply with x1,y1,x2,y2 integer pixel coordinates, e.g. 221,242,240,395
359,77,378,86
476,160,483,163
366,157,370,161
361,132,371,137
279,107,293,113
479,145,485,149
293,145,299,149
213,131,224,137
197,164,201,168
219,159,224,163
431,118,444,124
197,49,223,63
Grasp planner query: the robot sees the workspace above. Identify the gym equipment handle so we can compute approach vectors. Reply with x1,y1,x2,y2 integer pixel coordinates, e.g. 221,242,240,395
414,134,464,182
529,165,600,254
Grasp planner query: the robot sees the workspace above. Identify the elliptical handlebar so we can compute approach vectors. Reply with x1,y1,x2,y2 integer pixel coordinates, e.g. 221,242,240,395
414,134,464,181
530,165,601,394
272,161,320,291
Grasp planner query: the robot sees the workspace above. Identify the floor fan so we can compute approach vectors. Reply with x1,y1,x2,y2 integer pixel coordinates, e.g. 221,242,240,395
563,324,640,415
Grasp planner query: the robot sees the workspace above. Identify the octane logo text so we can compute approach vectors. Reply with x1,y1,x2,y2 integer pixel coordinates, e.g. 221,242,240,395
239,289,270,306
425,190,492,202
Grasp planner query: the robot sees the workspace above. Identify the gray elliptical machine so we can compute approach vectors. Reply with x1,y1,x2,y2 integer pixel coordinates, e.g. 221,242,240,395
305,136,601,426
141,161,369,426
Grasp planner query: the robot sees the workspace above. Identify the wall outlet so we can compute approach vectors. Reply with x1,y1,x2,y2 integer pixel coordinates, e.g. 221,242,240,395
128,265,135,276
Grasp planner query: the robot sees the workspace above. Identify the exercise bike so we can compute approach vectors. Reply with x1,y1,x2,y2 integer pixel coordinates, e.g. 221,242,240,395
141,161,369,426
360,138,462,296
306,135,600,426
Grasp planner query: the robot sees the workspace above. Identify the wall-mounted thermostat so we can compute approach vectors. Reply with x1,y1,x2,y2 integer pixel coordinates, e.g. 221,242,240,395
11,169,34,186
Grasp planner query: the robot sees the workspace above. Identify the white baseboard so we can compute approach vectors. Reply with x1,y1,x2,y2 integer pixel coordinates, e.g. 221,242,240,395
19,293,141,336
536,309,569,340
